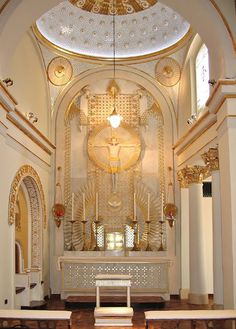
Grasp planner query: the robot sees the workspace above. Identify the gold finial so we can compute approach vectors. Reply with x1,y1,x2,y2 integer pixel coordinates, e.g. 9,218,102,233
107,79,121,98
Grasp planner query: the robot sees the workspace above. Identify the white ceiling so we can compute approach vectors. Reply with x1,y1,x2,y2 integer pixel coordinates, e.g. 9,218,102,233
36,0,190,59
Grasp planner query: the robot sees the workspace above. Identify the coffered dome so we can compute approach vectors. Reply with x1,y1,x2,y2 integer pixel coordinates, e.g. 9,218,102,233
35,0,190,60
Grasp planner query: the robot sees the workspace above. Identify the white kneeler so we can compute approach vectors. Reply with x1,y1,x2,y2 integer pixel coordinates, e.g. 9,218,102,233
94,274,133,326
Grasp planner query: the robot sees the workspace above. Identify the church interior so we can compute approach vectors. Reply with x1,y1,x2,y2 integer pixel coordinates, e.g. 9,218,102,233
0,0,236,328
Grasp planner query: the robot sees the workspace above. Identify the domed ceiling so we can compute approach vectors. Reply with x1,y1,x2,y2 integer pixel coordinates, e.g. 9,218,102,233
35,0,190,60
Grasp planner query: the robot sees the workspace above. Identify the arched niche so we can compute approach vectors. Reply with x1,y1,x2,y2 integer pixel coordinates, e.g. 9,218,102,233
53,66,176,197
8,165,46,269
0,0,235,77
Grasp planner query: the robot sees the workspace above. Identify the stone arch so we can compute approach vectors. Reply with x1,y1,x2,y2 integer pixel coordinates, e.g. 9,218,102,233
8,165,46,268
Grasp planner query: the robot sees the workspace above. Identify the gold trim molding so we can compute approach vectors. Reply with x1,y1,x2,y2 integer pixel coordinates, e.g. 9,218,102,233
8,165,47,228
201,147,219,171
32,24,192,64
209,0,236,52
0,81,18,105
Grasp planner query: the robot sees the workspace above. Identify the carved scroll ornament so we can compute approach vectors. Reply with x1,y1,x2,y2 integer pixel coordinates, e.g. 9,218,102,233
8,165,46,228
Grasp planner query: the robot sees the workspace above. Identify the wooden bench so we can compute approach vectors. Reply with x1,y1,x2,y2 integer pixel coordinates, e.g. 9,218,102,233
0,309,72,329
145,310,236,329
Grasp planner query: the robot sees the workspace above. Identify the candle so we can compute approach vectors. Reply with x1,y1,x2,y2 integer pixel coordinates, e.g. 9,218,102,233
71,193,74,221
147,193,150,221
83,193,86,221
95,192,98,220
134,193,136,219
161,193,164,220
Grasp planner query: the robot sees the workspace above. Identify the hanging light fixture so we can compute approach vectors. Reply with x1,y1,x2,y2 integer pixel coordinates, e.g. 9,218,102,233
107,0,123,129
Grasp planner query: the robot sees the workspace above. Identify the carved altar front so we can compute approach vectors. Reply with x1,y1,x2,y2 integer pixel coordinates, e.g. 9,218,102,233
58,252,171,299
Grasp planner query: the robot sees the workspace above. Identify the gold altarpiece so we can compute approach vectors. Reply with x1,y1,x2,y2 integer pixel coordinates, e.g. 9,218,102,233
62,81,166,252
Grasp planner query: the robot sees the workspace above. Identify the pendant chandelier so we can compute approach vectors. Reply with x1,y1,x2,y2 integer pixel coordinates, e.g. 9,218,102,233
107,0,123,129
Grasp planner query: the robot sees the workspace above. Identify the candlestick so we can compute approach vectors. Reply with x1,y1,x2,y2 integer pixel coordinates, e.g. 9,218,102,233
83,193,86,221
95,192,98,220
71,193,74,221
147,193,150,221
134,192,136,219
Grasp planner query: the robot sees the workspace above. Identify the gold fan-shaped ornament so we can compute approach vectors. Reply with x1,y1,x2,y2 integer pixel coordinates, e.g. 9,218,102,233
155,57,181,87
69,0,157,15
47,57,73,86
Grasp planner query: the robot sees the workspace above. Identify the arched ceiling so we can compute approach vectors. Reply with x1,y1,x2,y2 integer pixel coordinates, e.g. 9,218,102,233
35,0,190,60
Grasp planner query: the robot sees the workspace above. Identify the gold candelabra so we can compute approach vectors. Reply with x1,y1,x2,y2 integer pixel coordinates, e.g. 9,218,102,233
93,218,101,251
131,217,139,251
158,219,165,251
81,219,88,251
145,219,152,251
68,219,76,251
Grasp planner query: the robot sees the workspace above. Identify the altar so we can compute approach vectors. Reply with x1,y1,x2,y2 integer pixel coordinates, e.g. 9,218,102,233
58,252,171,300
53,78,178,300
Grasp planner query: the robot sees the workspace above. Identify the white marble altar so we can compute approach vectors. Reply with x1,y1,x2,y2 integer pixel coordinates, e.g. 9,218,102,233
58,252,171,299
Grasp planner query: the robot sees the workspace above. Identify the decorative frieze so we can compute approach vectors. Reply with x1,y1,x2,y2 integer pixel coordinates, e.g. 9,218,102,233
201,147,219,172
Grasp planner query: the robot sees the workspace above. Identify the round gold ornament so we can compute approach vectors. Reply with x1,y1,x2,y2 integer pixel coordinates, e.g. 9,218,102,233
47,56,73,86
88,123,141,173
163,203,177,218
69,0,157,15
155,57,181,87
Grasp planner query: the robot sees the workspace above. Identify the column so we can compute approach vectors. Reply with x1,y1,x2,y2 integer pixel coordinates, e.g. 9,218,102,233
177,169,190,299
187,166,208,304
202,148,223,308
217,108,236,308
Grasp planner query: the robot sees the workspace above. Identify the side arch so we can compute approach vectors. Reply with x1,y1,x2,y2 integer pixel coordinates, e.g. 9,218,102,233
8,165,46,268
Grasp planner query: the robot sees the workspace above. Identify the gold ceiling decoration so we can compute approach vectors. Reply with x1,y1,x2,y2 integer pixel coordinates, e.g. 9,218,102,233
155,57,181,87
47,56,73,86
69,0,157,15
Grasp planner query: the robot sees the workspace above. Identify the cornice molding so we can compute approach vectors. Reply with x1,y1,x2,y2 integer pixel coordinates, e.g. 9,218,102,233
173,110,216,156
206,79,236,114
6,110,55,155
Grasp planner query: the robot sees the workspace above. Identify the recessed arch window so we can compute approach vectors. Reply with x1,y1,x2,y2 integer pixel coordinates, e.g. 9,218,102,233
195,44,210,112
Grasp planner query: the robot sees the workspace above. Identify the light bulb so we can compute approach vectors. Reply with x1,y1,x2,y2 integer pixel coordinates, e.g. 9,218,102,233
107,108,123,128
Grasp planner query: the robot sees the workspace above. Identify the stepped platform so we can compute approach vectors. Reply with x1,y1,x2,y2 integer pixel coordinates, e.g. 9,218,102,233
94,306,133,326
65,295,165,308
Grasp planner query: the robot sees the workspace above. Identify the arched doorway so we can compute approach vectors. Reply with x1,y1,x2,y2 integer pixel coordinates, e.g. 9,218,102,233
9,165,46,270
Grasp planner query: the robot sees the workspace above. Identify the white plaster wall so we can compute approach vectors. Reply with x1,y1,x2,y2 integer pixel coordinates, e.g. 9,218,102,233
8,32,50,137
0,118,51,308
178,60,192,137
214,0,236,45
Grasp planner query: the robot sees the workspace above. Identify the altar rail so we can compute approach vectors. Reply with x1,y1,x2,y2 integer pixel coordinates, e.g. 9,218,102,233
0,310,72,329
145,310,236,329
58,255,171,299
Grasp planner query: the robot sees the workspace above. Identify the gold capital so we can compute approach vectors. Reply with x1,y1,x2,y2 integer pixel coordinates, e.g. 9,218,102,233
177,168,189,188
201,148,219,172
177,165,209,187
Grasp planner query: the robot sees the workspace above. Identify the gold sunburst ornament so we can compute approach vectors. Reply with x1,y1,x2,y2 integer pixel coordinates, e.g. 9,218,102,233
47,56,73,86
155,57,181,87
69,0,157,15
